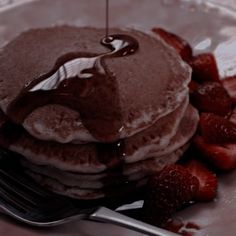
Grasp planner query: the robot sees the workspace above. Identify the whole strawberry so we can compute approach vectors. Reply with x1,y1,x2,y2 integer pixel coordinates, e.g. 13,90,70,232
190,81,232,116
200,113,236,143
152,28,193,62
190,53,220,83
194,135,236,170
222,75,236,105
143,165,199,226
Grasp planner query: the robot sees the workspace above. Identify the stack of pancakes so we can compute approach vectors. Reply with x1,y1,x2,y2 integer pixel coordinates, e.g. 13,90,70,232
0,26,199,200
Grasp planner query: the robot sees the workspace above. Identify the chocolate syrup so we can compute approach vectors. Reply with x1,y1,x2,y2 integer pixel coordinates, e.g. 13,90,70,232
105,0,109,39
2,0,139,169
6,34,139,142
97,140,125,168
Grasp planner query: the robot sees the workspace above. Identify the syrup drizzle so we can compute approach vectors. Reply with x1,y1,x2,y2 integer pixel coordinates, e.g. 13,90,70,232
7,35,139,142
4,0,139,168
105,0,109,39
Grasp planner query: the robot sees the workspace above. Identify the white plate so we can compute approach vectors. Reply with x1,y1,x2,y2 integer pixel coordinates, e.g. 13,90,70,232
0,0,236,235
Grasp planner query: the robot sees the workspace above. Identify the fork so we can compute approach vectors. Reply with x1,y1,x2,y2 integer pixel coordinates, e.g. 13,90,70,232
0,149,179,236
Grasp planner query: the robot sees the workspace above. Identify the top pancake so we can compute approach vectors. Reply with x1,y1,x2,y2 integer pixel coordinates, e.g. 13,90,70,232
0,26,191,142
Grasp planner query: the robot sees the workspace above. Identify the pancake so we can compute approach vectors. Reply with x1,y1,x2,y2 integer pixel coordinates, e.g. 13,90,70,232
122,96,188,160
24,170,148,200
123,144,189,176
0,104,198,174
23,144,188,200
0,26,191,143
126,103,199,163
21,144,188,191
0,26,197,201
148,104,198,157
23,104,96,144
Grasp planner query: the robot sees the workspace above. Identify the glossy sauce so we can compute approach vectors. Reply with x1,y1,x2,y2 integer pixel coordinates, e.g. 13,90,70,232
7,34,139,142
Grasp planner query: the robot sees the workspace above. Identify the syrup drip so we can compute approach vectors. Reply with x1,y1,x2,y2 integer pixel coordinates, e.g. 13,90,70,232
105,0,109,39
7,34,139,142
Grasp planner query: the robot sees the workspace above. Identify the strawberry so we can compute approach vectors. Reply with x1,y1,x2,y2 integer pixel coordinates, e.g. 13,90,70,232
229,107,236,125
222,75,236,104
190,53,220,83
184,159,217,202
188,80,199,93
164,218,184,234
185,222,200,230
200,113,236,143
165,219,200,236
143,165,199,226
152,28,192,62
190,81,232,116
194,135,236,170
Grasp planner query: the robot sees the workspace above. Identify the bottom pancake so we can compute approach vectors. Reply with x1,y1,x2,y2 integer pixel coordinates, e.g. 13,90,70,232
25,170,148,200
22,144,188,199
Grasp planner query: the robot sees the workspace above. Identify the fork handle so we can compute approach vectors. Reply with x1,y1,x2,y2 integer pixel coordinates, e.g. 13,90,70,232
88,207,180,236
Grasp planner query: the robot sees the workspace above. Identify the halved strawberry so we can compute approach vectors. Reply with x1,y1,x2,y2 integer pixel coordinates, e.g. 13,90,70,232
152,28,192,62
222,76,236,105
194,135,236,171
190,53,220,83
143,164,199,226
200,113,236,143
190,81,232,116
184,159,217,202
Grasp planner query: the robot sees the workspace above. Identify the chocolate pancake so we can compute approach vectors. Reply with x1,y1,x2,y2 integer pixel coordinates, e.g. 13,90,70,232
21,144,187,191
24,170,148,200
123,144,189,176
0,26,196,201
23,144,188,200
126,104,199,163
124,97,188,162
0,103,197,174
0,26,191,143
148,105,199,158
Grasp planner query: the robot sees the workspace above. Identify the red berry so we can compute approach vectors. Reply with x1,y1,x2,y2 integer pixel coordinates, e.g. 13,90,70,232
194,135,236,171
185,222,200,230
229,107,236,125
190,53,220,83
184,159,217,202
164,218,184,234
188,80,199,93
222,75,236,105
152,28,192,62
200,113,236,143
143,165,199,226
190,81,232,116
